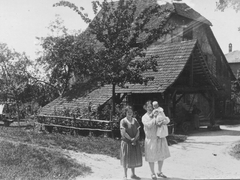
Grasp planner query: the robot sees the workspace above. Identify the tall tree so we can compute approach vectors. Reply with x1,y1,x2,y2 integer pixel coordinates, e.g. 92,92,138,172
36,16,97,96
0,43,33,125
54,0,173,118
216,0,240,12
0,43,31,102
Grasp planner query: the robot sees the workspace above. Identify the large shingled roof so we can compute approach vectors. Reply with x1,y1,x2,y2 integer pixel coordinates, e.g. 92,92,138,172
39,1,213,115
40,40,216,115
115,39,199,94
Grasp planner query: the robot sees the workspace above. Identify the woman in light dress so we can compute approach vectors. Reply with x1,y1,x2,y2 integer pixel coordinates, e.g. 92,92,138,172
142,100,170,179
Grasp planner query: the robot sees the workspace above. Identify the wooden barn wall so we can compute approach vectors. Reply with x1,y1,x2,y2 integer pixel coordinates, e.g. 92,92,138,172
154,15,232,116
126,93,167,117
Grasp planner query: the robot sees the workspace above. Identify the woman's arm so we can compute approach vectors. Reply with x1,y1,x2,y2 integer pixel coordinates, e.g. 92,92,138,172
132,119,140,143
142,114,156,128
162,115,170,125
120,128,133,141
120,118,134,141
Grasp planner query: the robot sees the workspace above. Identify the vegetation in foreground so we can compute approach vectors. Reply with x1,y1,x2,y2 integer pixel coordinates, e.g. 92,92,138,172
0,126,121,158
0,140,91,180
0,126,186,159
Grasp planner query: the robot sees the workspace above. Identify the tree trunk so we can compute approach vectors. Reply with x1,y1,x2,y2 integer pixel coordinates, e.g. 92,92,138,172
111,83,116,120
110,83,116,138
17,102,20,127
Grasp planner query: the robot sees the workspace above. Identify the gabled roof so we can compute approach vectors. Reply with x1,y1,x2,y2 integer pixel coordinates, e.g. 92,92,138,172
109,0,212,26
225,50,240,63
39,82,112,115
40,39,222,115
172,2,212,26
114,39,222,94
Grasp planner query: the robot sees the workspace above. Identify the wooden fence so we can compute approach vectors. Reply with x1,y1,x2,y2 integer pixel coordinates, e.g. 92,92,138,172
36,115,116,135
36,115,175,137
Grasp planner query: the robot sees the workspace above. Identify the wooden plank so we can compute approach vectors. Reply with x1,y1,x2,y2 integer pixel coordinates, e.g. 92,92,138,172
35,122,112,132
36,115,111,123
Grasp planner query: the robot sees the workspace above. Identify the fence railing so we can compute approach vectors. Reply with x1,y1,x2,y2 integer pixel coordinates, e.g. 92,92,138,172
36,115,116,133
36,115,175,137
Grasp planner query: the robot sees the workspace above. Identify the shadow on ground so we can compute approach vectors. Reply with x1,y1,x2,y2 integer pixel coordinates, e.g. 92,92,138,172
188,124,240,137
130,178,187,180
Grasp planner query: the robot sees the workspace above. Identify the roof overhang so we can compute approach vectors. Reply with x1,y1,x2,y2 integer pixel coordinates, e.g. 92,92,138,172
116,40,222,94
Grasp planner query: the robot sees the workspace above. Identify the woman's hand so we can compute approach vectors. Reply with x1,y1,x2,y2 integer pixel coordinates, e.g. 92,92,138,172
162,117,170,125
156,120,163,126
131,138,137,146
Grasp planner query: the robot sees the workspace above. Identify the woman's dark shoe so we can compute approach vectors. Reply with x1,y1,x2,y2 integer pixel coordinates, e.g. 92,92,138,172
151,174,157,179
157,172,167,178
131,174,141,179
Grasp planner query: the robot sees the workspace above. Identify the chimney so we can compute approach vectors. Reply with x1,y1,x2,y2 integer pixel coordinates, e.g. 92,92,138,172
229,43,232,52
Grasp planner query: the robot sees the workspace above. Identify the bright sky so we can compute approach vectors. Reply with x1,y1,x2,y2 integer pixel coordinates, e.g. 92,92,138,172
0,0,239,60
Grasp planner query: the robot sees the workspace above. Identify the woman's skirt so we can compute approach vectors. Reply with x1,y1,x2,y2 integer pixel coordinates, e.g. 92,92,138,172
144,137,170,162
120,140,142,168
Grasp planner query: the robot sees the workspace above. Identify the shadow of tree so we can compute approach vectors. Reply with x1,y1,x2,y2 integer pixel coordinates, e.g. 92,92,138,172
189,128,240,137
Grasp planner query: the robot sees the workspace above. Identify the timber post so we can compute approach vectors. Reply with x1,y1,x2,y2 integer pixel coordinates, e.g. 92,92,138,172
172,93,177,134
164,92,171,117
210,92,216,126
110,83,116,138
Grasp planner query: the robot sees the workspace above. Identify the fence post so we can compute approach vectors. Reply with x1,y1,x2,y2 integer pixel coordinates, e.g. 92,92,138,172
110,111,114,138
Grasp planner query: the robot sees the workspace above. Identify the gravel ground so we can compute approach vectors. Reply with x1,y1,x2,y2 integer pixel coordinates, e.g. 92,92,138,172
72,124,240,180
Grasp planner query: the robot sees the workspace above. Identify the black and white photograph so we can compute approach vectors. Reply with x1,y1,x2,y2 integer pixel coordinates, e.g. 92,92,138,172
0,0,240,179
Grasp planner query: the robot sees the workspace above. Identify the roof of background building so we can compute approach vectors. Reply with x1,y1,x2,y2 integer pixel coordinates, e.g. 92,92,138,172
40,40,220,115
225,50,240,63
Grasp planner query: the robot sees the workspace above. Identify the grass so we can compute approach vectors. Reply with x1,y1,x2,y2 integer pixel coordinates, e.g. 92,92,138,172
0,125,187,179
0,141,91,180
229,140,240,160
0,126,121,158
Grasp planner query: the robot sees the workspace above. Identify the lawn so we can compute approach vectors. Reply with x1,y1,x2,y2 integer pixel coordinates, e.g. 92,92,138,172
0,125,187,179
0,126,121,158
0,140,91,180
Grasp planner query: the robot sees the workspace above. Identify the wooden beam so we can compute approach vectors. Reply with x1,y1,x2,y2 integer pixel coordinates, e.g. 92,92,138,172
170,89,177,99
190,54,194,86
200,92,211,102
210,93,216,126
176,94,184,104
170,86,213,93
35,122,112,132
37,115,111,123
172,93,177,123
164,92,171,117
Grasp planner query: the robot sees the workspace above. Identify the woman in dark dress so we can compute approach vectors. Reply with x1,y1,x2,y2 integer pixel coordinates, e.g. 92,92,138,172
120,106,142,180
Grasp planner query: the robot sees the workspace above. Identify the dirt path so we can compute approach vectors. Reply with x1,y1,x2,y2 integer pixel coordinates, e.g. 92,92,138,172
70,124,240,180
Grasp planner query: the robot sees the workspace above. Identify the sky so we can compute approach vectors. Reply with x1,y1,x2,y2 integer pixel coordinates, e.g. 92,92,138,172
0,0,240,60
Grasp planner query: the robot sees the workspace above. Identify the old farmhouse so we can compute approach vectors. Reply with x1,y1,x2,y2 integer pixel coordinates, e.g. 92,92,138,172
40,0,235,131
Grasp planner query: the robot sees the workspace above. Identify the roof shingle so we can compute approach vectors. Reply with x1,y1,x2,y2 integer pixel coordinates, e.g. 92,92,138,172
115,40,197,93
